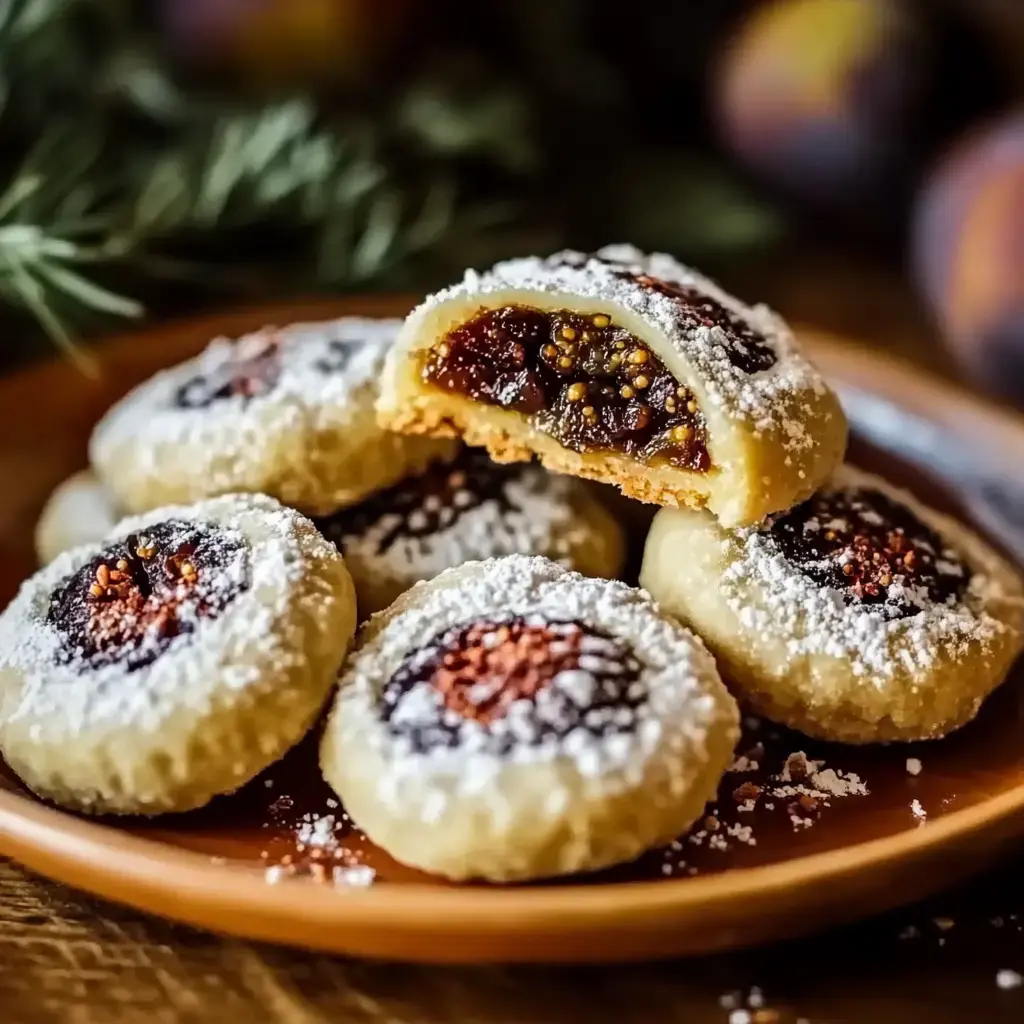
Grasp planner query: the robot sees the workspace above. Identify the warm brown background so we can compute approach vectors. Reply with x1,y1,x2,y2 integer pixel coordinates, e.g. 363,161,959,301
2,258,1024,1023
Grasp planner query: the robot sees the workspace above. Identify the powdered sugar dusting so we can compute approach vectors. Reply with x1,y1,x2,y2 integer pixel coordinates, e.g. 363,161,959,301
416,245,827,439
721,466,1023,678
89,317,413,506
0,494,342,735
330,555,736,806
322,456,600,592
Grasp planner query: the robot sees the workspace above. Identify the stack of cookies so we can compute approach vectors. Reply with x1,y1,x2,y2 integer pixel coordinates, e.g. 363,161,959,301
3,245,1022,884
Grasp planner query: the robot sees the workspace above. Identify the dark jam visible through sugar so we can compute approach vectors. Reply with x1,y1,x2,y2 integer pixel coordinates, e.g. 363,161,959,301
771,488,968,616
176,332,284,409
381,617,645,754
48,520,249,672
423,306,711,471
314,450,517,555
624,272,777,375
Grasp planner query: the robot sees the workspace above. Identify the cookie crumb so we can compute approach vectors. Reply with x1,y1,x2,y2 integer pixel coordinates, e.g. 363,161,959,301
780,751,820,782
733,781,762,804
333,864,375,888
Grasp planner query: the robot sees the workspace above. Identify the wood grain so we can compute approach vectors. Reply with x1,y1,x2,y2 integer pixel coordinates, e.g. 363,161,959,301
4,854,1024,1024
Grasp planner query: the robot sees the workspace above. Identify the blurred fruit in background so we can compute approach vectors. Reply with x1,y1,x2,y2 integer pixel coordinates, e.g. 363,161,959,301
158,0,412,90
713,0,928,215
912,111,1024,403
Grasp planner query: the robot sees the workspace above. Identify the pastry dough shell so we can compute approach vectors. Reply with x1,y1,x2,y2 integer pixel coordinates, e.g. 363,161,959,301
1,495,357,814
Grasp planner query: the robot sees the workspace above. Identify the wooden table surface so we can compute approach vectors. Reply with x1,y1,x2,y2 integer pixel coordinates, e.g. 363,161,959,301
3,253,1024,1024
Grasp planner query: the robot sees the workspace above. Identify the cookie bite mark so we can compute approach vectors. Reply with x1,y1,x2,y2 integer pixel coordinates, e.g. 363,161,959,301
48,519,248,672
772,488,968,615
423,306,710,471
378,246,847,525
381,617,644,753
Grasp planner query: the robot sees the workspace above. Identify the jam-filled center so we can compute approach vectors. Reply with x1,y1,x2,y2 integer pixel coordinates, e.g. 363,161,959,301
176,333,284,409
423,306,710,471
48,520,249,671
771,488,968,614
381,616,645,752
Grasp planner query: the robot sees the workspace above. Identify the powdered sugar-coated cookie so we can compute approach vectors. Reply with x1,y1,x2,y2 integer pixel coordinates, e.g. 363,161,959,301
314,449,625,615
641,466,1024,743
91,318,454,515
0,495,357,815
320,555,738,881
378,246,846,526
35,470,120,565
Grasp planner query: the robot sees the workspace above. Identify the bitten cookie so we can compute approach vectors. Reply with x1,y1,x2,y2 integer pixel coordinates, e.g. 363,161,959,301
35,470,120,565
641,466,1024,743
91,317,454,515
378,245,846,526
320,555,739,881
0,495,357,815
314,448,625,615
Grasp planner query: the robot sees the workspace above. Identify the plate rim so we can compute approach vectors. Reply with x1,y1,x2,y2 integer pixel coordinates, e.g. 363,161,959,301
4,309,1024,961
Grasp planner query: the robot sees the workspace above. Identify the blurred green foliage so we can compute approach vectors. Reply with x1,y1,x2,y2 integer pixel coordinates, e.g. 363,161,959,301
0,0,1016,359
0,0,784,353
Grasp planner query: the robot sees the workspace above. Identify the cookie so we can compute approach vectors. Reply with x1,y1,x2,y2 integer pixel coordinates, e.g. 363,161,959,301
377,245,846,526
35,470,120,565
640,466,1024,743
91,317,454,515
0,495,356,815
320,555,738,881
314,448,625,615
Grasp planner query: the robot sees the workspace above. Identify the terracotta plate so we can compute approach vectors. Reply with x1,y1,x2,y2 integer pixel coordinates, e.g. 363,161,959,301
2,299,1024,964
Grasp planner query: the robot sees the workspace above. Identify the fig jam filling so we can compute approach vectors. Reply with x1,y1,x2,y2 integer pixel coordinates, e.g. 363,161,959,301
381,617,646,753
315,450,517,555
423,306,710,471
48,520,248,671
176,332,284,409
771,488,968,616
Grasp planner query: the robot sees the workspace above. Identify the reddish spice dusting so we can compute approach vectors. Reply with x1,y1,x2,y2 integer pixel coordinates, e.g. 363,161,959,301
86,546,198,652
48,520,247,673
431,620,586,724
841,527,919,600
